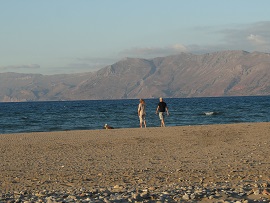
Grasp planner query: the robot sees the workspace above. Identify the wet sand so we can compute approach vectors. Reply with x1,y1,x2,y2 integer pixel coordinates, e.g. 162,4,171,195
0,122,270,202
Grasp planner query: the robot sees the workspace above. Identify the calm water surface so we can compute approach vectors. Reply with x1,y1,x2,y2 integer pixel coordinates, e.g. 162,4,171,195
0,96,269,134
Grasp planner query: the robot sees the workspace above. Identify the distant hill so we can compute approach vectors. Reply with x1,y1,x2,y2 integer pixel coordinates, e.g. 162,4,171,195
1,50,270,102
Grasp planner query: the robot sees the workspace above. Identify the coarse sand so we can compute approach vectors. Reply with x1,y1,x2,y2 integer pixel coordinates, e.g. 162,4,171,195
1,122,270,202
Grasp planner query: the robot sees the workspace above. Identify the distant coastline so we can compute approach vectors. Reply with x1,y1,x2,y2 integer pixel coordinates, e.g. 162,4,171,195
1,50,270,102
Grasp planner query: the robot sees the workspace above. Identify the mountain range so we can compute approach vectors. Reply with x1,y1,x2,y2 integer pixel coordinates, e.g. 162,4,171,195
1,50,270,102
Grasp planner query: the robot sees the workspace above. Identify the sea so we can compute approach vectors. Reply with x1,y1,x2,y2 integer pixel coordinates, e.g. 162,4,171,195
0,96,270,134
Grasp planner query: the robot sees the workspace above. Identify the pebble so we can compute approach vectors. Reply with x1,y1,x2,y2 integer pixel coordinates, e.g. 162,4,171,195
1,182,270,202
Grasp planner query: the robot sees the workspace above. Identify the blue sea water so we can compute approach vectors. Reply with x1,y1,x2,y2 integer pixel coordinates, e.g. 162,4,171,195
0,96,270,134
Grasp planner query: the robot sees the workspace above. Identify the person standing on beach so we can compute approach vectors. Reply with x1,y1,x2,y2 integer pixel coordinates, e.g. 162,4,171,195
138,99,146,128
156,97,169,127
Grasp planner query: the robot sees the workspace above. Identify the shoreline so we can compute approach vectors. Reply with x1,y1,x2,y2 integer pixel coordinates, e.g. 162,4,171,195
0,120,267,135
1,122,270,202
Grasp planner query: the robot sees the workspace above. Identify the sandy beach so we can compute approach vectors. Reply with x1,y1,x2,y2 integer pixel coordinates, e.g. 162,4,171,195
1,122,270,202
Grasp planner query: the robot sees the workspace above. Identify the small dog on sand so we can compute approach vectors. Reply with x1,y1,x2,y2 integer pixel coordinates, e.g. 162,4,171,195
103,124,114,129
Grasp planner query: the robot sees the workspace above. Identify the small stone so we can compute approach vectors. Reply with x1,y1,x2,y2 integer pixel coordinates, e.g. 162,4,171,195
148,187,156,191
140,191,149,199
208,195,214,199
67,195,77,200
103,198,111,203
46,197,56,203
190,193,196,199
252,188,260,195
132,193,140,200
262,189,270,195
113,185,120,189
182,193,190,200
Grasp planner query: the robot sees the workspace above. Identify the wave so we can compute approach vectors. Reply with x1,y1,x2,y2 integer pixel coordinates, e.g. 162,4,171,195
203,111,219,116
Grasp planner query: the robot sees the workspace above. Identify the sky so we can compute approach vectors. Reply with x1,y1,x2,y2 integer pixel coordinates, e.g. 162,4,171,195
1,0,270,75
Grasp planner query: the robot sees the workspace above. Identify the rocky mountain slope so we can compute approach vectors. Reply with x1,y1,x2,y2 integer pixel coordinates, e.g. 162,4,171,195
1,50,270,102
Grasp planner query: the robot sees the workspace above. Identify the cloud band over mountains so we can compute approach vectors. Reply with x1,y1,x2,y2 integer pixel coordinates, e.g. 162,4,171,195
1,21,270,74
0,64,40,71
119,21,270,58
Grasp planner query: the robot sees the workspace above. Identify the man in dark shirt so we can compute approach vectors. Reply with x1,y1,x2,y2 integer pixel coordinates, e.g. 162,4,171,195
156,97,169,127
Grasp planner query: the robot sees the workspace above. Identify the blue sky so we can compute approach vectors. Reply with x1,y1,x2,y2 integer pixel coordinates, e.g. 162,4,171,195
1,0,270,75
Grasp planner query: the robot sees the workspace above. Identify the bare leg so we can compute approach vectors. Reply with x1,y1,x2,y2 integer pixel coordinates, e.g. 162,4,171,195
159,113,166,127
161,119,165,127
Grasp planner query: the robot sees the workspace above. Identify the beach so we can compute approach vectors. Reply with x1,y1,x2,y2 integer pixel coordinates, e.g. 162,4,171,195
1,122,270,202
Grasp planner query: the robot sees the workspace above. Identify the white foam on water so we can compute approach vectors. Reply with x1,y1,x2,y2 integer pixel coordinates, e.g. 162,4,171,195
204,112,215,116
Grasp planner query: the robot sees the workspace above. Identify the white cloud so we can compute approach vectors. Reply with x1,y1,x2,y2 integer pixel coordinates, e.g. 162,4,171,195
172,44,187,51
74,57,117,66
0,64,40,71
118,21,270,59
247,34,268,45
217,21,270,52
72,57,117,69
119,44,188,58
